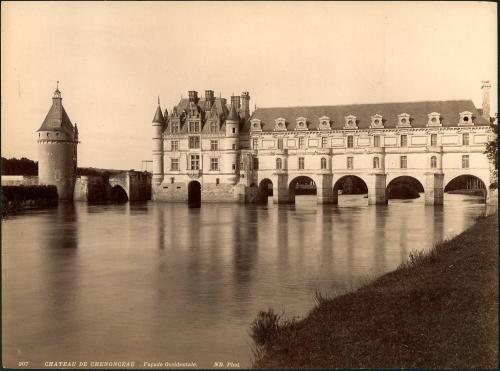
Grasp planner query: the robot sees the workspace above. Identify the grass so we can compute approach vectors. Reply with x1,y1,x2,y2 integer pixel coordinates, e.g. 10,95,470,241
251,214,498,369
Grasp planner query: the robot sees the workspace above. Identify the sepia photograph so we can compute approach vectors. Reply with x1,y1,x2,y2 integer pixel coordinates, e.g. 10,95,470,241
1,1,498,369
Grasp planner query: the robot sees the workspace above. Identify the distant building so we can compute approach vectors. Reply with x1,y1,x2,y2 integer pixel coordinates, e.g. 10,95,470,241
36,86,79,200
152,81,495,205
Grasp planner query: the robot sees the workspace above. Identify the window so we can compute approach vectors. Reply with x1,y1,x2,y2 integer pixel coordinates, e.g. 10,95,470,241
232,127,236,134
400,156,407,169
321,157,327,169
252,138,258,149
462,155,469,169
171,158,179,171
232,163,236,170
216,178,220,185
373,157,380,169
253,158,259,170
347,157,353,169
210,122,218,132
210,140,219,151
190,154,200,170
171,123,179,133
401,135,408,147
232,143,236,150
430,156,437,168
298,157,305,170
171,140,179,151
431,134,437,147
463,133,469,146
373,135,380,147
210,158,219,171
189,121,200,133
299,137,305,149
276,158,282,170
170,177,174,184
277,138,283,150
321,137,328,148
347,136,354,148
189,136,200,149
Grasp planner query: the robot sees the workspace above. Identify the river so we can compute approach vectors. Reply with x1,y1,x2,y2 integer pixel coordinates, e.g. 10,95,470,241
2,194,489,368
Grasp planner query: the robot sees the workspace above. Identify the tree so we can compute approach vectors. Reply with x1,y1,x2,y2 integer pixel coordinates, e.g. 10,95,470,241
485,121,498,170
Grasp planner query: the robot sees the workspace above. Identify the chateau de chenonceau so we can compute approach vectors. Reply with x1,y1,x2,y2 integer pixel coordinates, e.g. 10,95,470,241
32,82,496,205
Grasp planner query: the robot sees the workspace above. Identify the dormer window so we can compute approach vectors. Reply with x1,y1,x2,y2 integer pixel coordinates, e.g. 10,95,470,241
370,114,384,129
274,117,287,131
295,117,308,130
344,115,358,129
427,112,441,127
459,111,473,126
318,116,331,130
250,118,262,131
397,113,411,128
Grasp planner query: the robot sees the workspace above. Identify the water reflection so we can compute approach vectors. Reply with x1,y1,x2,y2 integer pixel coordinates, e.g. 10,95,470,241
2,194,487,368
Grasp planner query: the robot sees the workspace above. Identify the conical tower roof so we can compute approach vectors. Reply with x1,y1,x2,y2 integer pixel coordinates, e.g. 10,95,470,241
152,105,165,123
37,88,75,137
226,103,240,122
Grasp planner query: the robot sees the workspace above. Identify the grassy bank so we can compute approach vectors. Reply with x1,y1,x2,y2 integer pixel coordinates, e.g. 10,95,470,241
251,214,498,369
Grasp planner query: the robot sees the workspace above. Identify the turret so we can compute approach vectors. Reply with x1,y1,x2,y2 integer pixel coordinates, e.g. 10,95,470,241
36,83,79,200
481,80,491,120
152,97,165,185
226,96,240,137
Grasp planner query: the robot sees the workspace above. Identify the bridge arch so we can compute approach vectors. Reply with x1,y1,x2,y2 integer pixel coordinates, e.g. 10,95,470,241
256,178,273,204
386,176,424,200
188,180,201,207
333,175,368,195
109,184,129,202
288,175,317,203
444,174,487,201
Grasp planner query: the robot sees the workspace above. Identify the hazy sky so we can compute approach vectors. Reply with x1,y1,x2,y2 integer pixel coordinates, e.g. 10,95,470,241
1,1,497,170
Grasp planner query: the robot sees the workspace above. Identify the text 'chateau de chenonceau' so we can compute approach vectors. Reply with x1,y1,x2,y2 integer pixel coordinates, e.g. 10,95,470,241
36,82,497,206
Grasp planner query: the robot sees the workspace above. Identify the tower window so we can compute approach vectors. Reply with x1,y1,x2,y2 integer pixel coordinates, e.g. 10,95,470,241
216,178,220,185
298,157,305,170
347,136,354,148
373,135,380,147
430,156,437,168
277,138,283,150
299,137,305,149
232,143,236,150
232,128,236,134
431,134,437,147
276,158,282,170
401,135,408,147
400,156,407,169
463,133,469,146
171,177,175,184
321,157,327,169
347,157,353,169
321,137,328,148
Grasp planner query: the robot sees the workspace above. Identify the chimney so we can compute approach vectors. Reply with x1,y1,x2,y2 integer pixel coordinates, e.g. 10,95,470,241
188,90,199,103
481,80,491,120
231,95,241,111
240,91,250,120
205,90,214,109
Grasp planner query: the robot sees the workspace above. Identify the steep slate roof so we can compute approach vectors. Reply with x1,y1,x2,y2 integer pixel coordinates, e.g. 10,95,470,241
226,103,240,122
175,97,228,118
152,105,165,123
37,98,75,136
243,100,489,132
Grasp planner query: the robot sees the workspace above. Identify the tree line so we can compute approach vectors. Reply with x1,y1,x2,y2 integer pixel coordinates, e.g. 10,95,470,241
2,157,38,175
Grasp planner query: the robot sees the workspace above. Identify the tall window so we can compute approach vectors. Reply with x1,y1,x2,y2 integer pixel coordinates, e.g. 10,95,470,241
276,158,282,170
210,122,218,132
210,158,219,171
347,136,354,148
462,155,469,168
401,135,408,147
347,157,353,169
431,133,437,147
463,133,469,146
189,136,200,149
189,121,200,133
277,138,283,150
373,157,380,169
210,140,219,151
190,154,200,170
170,158,179,171
322,137,328,148
298,157,305,170
171,140,179,151
430,156,437,168
253,158,259,170
299,137,305,149
400,156,407,169
373,135,380,147
252,138,258,149
321,157,327,169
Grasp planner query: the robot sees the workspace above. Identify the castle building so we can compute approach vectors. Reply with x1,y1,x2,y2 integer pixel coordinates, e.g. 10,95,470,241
152,82,495,205
37,86,79,200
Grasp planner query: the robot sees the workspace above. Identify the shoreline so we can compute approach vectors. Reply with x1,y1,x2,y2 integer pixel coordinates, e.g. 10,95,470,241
251,213,498,369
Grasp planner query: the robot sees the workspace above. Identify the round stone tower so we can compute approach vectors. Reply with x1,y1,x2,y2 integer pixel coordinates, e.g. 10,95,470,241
36,85,79,200
152,98,165,185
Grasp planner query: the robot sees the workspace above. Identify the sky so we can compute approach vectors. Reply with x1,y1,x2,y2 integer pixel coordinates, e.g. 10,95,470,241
1,1,497,170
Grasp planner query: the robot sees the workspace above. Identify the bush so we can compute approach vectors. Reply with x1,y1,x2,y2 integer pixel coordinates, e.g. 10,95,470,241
249,309,283,347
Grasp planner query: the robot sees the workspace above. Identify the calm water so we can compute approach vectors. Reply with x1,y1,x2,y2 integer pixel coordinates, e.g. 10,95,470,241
2,194,489,368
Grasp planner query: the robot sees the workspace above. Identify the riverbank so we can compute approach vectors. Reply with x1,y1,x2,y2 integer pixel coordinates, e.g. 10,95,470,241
2,185,58,216
251,213,498,369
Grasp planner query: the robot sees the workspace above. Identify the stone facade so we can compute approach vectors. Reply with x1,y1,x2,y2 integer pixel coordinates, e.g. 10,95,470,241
152,83,496,205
